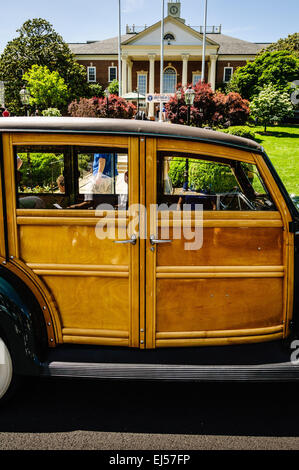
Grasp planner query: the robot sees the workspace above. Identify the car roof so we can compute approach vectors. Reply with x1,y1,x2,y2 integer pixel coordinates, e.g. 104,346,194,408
0,117,262,153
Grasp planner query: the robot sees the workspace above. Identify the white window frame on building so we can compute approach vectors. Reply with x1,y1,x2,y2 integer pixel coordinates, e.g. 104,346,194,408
192,71,202,86
108,66,117,82
137,72,148,96
87,66,96,83
164,32,176,45
163,66,177,94
223,66,233,83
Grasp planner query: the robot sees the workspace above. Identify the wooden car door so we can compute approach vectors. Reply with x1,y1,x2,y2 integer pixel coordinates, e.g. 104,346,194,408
144,137,293,348
4,133,141,348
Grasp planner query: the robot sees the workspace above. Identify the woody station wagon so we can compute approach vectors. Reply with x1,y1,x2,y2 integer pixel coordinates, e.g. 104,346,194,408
0,117,298,401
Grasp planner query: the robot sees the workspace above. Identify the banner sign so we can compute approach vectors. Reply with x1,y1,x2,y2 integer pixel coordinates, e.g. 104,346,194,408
146,93,174,103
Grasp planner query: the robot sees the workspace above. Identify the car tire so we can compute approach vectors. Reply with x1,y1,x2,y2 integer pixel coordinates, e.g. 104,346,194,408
0,336,18,404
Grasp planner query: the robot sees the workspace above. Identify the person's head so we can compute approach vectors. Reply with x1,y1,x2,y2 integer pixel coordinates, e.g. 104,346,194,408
124,170,128,184
57,175,65,193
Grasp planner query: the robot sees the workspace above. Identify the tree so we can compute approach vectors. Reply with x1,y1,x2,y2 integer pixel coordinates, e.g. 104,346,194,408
250,84,294,132
165,82,249,127
226,51,299,100
261,32,299,58
0,18,88,114
23,65,68,111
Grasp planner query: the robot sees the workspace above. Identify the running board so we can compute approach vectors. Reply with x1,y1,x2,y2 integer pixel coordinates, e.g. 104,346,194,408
41,361,299,382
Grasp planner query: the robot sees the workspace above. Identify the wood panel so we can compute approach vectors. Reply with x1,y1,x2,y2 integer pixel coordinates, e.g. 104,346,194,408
43,275,129,331
156,277,284,332
18,224,130,266
156,227,283,267
157,138,255,163
11,133,128,148
145,138,157,349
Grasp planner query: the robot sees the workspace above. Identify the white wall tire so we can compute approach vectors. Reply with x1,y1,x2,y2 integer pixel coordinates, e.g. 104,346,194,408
0,337,14,401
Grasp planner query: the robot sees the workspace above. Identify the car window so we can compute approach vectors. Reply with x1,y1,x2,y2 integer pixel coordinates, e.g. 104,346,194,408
157,153,276,211
14,145,128,210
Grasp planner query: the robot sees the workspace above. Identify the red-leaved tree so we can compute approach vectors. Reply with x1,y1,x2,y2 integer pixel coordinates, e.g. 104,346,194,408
68,95,136,119
165,82,249,127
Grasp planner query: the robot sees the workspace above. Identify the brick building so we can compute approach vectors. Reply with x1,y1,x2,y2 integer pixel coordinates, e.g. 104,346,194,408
69,1,268,117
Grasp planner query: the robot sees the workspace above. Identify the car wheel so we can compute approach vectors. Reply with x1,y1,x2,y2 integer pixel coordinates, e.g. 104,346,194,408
0,336,15,403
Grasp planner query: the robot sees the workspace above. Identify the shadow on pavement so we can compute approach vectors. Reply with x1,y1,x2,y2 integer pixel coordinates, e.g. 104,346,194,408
0,377,299,437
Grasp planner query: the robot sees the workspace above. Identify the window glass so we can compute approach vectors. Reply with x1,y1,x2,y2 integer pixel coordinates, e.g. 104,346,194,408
192,74,202,86
109,66,117,82
87,66,96,82
223,67,233,83
74,147,128,210
157,153,276,211
163,67,176,93
137,74,147,96
14,145,129,210
15,146,67,209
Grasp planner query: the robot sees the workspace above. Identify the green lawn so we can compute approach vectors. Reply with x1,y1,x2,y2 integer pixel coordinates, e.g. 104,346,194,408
252,125,299,196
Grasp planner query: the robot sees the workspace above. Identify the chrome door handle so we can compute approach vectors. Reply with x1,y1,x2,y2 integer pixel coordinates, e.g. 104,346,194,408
114,234,137,245
150,235,172,245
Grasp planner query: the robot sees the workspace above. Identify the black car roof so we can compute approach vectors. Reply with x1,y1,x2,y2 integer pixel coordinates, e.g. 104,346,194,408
0,117,262,153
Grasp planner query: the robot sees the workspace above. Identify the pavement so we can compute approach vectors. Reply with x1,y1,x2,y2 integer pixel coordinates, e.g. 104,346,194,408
1,377,299,450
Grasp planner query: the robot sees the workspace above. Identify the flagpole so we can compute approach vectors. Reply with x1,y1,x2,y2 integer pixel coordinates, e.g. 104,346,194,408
159,0,165,121
201,0,207,83
118,0,122,97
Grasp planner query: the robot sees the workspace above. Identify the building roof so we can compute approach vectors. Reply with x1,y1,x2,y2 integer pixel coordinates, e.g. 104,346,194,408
0,117,262,153
69,31,266,56
206,33,267,55
69,35,132,55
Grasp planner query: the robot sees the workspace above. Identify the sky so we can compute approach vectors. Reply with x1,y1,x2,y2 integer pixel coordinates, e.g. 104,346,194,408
0,0,298,53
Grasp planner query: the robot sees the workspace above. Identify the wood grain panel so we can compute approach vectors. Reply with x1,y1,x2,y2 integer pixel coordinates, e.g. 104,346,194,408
43,275,130,331
11,133,128,148
155,332,283,348
156,277,283,332
156,227,283,267
157,138,255,163
18,225,129,265
156,324,283,338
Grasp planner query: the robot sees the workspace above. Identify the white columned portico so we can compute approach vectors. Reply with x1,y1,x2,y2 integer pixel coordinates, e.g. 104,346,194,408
148,53,156,117
182,54,189,88
127,60,133,93
121,53,128,96
209,54,218,91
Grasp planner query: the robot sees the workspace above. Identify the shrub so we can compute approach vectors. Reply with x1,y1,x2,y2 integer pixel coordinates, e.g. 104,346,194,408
41,108,62,117
108,79,119,95
68,95,136,119
86,83,103,98
222,92,250,125
165,82,250,127
168,158,238,193
223,126,256,141
68,98,98,117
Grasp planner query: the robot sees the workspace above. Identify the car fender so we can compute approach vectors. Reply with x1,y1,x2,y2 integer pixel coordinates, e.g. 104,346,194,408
0,267,48,376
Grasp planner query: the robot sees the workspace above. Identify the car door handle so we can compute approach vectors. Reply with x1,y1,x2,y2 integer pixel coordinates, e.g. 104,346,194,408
114,234,137,245
150,235,172,245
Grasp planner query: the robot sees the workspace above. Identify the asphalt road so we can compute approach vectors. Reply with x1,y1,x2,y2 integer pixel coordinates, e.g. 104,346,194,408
1,377,299,450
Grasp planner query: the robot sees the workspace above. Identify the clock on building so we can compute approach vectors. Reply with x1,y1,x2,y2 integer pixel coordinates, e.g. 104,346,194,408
168,2,181,18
